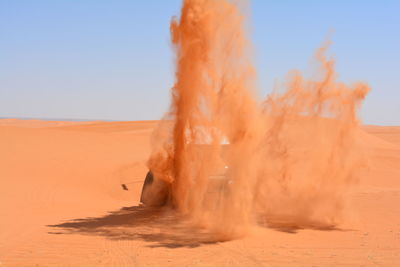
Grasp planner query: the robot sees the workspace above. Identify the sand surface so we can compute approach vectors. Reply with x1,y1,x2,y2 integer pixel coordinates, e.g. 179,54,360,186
1,119,399,266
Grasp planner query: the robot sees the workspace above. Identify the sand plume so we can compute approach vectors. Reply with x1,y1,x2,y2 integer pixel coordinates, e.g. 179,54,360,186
147,0,370,238
256,42,370,229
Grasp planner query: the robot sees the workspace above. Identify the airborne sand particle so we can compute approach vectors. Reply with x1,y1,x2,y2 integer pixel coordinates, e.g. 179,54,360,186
147,0,369,238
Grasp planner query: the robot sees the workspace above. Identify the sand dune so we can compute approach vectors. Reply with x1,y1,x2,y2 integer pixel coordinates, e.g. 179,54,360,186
0,118,399,266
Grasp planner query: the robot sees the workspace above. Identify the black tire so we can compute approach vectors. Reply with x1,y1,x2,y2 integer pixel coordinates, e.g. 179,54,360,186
140,171,154,204
140,171,169,207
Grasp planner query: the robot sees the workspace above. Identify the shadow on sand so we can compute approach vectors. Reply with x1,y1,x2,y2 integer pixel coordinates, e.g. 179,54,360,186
259,218,343,234
48,206,346,248
48,206,224,248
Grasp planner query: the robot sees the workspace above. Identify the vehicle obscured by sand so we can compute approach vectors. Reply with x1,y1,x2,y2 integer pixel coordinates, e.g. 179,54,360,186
0,118,399,266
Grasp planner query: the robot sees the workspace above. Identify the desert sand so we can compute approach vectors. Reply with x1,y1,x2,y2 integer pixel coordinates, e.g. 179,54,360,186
0,118,399,266
1,1,399,266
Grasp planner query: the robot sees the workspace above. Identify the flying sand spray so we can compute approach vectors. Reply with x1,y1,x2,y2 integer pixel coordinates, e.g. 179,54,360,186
147,0,369,238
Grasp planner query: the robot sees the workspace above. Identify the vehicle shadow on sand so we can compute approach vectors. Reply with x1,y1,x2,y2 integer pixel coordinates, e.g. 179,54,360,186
47,206,226,248
48,206,347,248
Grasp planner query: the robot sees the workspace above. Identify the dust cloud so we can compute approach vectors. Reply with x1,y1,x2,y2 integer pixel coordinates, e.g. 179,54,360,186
147,0,370,238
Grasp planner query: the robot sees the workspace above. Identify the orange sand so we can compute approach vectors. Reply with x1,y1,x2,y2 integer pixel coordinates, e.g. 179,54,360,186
1,1,399,265
0,118,399,266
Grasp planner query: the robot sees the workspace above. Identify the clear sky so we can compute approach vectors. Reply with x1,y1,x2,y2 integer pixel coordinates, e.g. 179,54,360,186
1,0,399,125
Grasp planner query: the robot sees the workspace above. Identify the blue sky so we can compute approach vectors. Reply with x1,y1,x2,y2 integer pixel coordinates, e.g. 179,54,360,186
1,0,399,125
